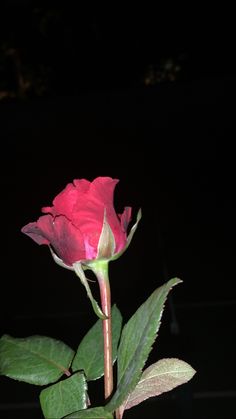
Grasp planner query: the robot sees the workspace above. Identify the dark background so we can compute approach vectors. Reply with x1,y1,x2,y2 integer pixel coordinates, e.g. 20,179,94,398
0,2,235,418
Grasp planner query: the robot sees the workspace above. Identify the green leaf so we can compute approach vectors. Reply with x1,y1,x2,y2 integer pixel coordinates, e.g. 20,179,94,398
123,358,196,411
106,277,182,412
0,335,74,385
64,406,113,418
72,305,122,380
40,371,87,419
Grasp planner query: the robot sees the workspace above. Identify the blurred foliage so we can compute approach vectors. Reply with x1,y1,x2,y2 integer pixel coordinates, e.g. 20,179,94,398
0,2,185,101
144,56,185,86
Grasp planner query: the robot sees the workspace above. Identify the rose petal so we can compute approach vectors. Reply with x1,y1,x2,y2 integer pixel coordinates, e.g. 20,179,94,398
21,222,50,245
88,177,119,208
70,178,121,252
43,180,91,219
37,215,86,265
86,177,127,253
119,206,132,232
22,177,133,265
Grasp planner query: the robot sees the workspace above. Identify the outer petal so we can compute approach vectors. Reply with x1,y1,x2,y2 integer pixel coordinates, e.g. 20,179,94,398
21,222,50,245
22,215,87,265
119,207,132,232
38,215,86,265
108,206,132,253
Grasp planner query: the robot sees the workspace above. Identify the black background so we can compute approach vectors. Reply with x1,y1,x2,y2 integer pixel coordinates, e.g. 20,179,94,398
0,2,235,418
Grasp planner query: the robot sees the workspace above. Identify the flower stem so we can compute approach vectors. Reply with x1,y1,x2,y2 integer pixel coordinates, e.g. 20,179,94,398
93,262,113,399
115,406,124,419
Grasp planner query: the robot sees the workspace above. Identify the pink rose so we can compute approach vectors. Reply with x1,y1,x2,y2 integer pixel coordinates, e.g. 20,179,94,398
21,177,132,266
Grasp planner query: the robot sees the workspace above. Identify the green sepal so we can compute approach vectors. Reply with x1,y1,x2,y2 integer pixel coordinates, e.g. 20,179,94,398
73,262,107,319
97,209,116,259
